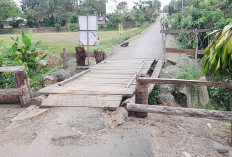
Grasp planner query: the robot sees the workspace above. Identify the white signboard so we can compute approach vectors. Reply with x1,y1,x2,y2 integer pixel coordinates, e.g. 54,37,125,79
78,15,98,31
79,31,98,46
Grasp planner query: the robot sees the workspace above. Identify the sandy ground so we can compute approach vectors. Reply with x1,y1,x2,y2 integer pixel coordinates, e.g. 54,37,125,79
0,14,231,157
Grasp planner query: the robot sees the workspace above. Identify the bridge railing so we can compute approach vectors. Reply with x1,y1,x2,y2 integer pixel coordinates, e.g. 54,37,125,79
127,75,232,143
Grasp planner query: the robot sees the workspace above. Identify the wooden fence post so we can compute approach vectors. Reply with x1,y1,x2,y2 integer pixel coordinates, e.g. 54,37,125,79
135,74,149,118
62,48,68,69
195,30,198,67
14,67,33,107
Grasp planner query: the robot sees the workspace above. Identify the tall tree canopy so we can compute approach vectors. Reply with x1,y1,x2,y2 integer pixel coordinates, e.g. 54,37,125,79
0,0,19,26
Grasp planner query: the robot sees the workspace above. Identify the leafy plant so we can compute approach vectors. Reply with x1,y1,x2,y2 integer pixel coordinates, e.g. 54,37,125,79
54,23,61,31
149,85,160,105
0,30,47,88
203,23,232,76
176,65,203,98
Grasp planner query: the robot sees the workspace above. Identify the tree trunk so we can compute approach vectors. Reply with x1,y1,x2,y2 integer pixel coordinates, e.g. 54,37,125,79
75,46,86,66
94,50,107,64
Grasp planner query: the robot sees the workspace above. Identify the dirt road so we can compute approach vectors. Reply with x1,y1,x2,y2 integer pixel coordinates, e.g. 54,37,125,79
0,14,230,157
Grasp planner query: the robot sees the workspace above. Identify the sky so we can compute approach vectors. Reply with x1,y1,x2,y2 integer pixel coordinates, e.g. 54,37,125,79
13,0,171,13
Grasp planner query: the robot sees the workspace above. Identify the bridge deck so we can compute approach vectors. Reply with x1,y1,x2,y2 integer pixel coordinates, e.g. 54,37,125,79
40,58,154,110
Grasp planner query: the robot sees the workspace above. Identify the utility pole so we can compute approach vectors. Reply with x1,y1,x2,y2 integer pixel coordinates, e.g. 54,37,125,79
182,0,184,14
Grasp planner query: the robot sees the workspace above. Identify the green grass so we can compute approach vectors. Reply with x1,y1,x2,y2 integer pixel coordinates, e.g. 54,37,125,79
0,26,148,53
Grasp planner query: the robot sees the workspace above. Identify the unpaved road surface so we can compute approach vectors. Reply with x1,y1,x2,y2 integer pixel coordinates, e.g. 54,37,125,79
0,14,231,157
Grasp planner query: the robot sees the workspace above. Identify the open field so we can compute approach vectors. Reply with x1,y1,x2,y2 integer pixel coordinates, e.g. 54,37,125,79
0,28,140,53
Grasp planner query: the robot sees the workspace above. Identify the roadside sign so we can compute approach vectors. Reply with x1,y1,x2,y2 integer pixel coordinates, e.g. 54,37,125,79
78,15,98,31
79,31,98,46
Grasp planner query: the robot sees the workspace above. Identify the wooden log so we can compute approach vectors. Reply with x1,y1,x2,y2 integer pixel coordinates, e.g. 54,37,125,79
166,48,204,54
62,48,68,69
75,46,86,66
0,88,21,104
127,103,232,121
0,66,24,73
160,29,211,34
14,67,33,107
134,74,149,118
138,78,232,88
94,50,107,64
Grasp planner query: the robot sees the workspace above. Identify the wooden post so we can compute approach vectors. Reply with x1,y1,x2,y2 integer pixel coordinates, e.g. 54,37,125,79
62,48,68,69
75,46,86,66
87,15,90,65
161,19,166,62
230,88,232,145
14,67,33,107
134,74,149,118
94,50,107,64
195,30,198,67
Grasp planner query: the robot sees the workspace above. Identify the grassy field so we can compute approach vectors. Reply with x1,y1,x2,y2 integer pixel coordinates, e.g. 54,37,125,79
0,28,142,53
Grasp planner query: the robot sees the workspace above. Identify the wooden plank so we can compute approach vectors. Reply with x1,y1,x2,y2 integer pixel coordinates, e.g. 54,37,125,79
36,88,134,97
138,78,232,88
41,94,122,110
0,66,24,73
127,103,232,121
166,48,204,54
160,29,211,34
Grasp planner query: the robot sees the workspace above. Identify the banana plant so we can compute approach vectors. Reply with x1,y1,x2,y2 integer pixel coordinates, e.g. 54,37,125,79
0,30,47,70
202,23,232,76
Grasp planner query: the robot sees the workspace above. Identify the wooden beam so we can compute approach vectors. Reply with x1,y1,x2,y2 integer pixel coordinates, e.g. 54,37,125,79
60,52,95,58
166,48,204,54
160,29,212,34
127,103,232,121
0,66,24,73
149,59,163,93
138,78,232,88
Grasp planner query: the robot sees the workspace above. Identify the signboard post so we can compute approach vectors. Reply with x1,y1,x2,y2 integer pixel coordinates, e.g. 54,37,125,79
78,15,98,65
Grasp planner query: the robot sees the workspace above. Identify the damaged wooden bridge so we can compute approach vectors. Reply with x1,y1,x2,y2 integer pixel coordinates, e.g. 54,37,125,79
38,58,163,110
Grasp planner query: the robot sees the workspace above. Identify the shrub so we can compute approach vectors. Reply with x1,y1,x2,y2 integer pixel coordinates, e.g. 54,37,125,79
54,23,61,31
70,13,78,23
107,21,117,29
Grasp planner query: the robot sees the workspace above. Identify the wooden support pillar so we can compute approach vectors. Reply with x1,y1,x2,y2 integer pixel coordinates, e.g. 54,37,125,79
134,74,149,118
62,48,68,69
230,88,232,145
14,67,33,107
195,30,198,67
94,50,107,64
75,46,86,66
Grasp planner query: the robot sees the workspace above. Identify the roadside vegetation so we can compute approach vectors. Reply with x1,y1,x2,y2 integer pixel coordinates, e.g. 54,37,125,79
0,0,161,90
161,0,232,111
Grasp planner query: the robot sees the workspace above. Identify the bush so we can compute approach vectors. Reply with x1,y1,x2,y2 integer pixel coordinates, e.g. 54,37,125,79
54,23,61,31
70,13,78,23
107,21,117,29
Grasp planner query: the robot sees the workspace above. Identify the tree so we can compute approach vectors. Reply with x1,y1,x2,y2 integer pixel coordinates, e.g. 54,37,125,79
79,0,106,16
0,0,19,26
117,1,128,13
